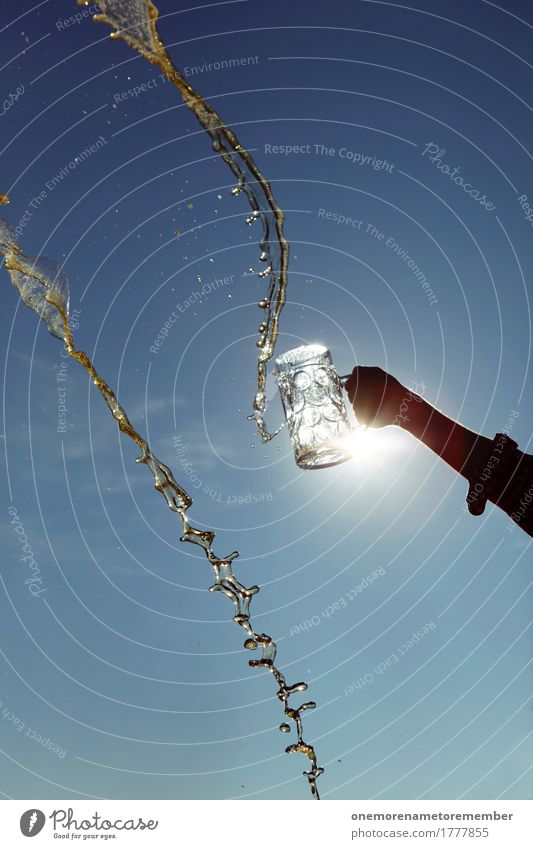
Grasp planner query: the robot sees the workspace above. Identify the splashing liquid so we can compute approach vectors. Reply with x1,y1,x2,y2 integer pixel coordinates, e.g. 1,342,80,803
0,216,324,799
79,0,287,443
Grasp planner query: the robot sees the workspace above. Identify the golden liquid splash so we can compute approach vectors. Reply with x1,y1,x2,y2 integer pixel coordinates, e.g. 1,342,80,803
1,217,323,799
80,0,288,443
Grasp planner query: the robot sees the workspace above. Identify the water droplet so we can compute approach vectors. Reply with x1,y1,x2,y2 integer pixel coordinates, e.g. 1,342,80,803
11,3,321,798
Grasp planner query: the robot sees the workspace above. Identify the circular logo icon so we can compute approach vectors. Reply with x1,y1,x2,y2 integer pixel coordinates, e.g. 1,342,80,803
20,809,46,837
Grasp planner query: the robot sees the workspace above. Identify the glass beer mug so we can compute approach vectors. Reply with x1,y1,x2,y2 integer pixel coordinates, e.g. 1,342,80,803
275,344,353,469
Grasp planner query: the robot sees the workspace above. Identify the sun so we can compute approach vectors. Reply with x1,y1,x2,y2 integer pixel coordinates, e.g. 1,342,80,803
340,425,403,469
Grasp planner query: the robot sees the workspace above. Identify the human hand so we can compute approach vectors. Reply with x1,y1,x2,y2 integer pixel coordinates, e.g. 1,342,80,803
344,366,405,428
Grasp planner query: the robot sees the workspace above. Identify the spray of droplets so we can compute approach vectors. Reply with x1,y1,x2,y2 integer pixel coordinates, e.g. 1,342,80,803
1,211,323,797
80,0,289,442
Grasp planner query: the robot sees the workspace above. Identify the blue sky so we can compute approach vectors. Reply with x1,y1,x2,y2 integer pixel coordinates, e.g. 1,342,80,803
1,0,532,800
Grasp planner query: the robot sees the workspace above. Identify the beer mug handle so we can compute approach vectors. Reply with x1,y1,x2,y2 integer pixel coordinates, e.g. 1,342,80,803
339,374,368,432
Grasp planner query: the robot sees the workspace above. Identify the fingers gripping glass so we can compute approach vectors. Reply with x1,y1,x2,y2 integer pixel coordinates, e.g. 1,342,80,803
275,345,354,469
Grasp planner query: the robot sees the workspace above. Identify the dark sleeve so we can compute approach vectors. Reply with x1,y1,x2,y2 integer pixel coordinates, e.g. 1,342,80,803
465,433,533,537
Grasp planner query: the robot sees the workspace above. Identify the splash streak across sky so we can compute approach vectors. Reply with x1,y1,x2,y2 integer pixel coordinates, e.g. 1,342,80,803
80,0,290,441
0,206,323,797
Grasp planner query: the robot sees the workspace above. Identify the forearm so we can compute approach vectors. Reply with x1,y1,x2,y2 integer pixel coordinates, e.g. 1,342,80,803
393,390,492,480
393,388,533,536
344,367,532,535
